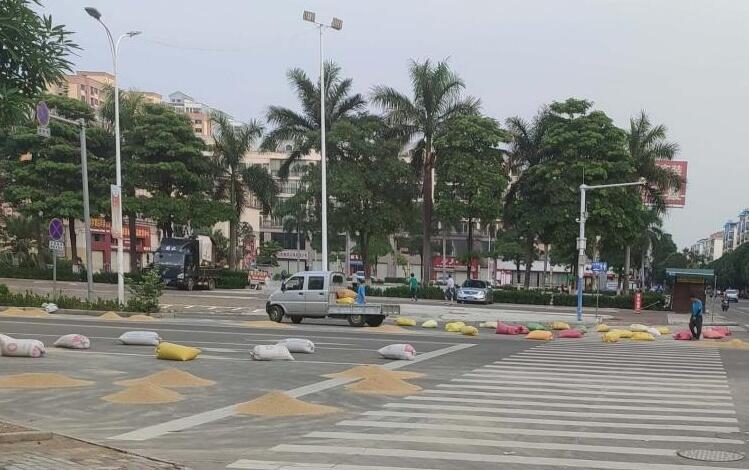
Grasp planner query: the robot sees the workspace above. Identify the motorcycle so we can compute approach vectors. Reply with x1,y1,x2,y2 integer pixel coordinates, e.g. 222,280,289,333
721,299,729,312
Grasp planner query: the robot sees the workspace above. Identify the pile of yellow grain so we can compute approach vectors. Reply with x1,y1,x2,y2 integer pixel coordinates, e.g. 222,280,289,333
361,324,407,334
325,364,423,396
0,373,92,389
128,314,156,321
102,383,184,404
99,311,123,320
0,307,50,318
235,391,339,417
692,339,749,350
115,368,215,388
241,321,290,329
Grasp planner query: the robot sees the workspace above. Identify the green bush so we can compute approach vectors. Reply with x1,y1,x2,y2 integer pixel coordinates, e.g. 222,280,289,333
125,269,163,313
216,270,248,289
0,283,122,311
366,284,445,300
384,277,407,284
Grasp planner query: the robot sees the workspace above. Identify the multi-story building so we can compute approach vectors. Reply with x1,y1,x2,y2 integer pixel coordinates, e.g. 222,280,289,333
707,231,724,261
47,71,162,111
723,220,739,253
691,238,709,258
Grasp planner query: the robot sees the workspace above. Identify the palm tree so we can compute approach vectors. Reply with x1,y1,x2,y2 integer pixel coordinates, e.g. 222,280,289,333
371,59,480,283
212,113,279,269
262,62,366,177
623,111,681,294
503,110,552,288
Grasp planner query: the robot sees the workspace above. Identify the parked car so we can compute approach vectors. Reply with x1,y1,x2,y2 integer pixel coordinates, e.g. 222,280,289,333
456,279,494,304
725,289,739,302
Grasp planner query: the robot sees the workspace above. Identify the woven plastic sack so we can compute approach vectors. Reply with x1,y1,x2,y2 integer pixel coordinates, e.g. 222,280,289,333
516,325,529,334
118,331,160,346
421,319,438,328
496,322,521,335
702,329,725,340
250,344,294,361
395,317,417,327
0,334,12,346
576,325,588,333
550,321,570,330
602,331,620,342
43,302,58,313
156,342,201,361
526,330,553,340
610,329,633,339
558,329,583,339
461,326,478,336
445,321,465,332
708,326,731,337
631,332,655,341
526,322,547,331
646,327,662,337
657,326,670,335
276,338,315,353
53,334,91,349
336,297,355,305
630,324,649,332
673,330,693,340
336,288,357,299
596,324,610,332
1,338,45,357
479,321,498,329
378,343,416,360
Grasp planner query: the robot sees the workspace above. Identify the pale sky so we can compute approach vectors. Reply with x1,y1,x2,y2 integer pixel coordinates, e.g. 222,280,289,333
44,0,749,248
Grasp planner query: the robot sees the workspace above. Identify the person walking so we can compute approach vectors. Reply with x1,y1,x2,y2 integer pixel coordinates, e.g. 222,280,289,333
689,295,704,340
355,281,366,305
446,274,455,302
409,273,419,302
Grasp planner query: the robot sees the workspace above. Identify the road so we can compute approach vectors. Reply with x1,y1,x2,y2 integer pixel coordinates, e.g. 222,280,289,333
1,311,748,469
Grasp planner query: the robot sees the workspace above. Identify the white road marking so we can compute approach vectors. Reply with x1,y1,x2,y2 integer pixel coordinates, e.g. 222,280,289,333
452,378,731,394
434,383,733,400
183,305,194,309
108,343,474,441
271,444,744,470
480,364,727,378
491,359,726,372
462,372,729,386
360,411,741,434
382,402,738,422
509,354,723,367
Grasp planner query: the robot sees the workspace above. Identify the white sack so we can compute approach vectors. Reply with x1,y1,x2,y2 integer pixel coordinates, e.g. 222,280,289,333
1,338,46,357
54,334,91,349
276,338,315,354
118,331,161,346
377,343,416,360
250,344,294,361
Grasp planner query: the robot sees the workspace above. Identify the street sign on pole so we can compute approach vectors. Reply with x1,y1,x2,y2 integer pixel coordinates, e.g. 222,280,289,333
110,185,122,239
48,240,65,257
591,261,608,273
48,218,64,241
36,101,51,138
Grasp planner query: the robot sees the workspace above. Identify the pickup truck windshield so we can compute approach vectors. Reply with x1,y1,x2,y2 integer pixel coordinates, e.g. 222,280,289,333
155,252,184,266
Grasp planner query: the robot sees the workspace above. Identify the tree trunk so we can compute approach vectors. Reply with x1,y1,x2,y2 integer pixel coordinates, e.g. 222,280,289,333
68,217,78,267
523,240,533,289
467,217,473,278
421,145,434,286
623,244,631,295
515,260,521,285
360,232,369,279
229,219,238,271
128,213,138,273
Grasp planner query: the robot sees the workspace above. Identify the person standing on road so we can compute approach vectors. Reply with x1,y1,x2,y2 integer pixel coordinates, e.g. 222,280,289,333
446,274,455,302
355,281,366,305
689,295,704,340
409,273,419,302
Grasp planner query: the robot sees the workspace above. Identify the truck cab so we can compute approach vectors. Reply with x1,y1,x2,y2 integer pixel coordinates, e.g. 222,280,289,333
154,236,218,290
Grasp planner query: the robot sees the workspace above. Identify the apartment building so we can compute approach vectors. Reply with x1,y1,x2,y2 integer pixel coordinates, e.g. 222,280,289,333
47,71,162,111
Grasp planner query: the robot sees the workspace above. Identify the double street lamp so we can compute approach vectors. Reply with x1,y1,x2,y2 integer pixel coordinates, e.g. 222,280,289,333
303,10,342,271
576,179,646,321
85,7,140,305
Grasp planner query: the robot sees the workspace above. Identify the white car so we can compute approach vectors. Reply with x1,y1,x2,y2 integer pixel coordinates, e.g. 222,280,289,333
725,289,739,302
456,279,494,305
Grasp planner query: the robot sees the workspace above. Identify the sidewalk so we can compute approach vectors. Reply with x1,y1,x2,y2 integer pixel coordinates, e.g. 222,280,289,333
0,421,185,470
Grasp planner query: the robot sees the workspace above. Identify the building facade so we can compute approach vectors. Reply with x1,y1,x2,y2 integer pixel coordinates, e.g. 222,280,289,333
47,71,162,111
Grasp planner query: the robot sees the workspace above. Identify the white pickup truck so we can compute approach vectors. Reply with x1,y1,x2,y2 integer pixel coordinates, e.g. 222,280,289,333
265,270,399,327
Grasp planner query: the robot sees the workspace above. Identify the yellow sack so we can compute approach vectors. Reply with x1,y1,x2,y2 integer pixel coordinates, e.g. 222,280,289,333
657,326,670,335
526,330,553,340
395,317,417,327
596,324,610,332
336,297,355,305
461,326,478,336
602,331,620,342
610,329,633,339
445,321,465,332
421,319,438,328
550,321,570,330
336,288,357,299
631,332,655,341
156,342,201,361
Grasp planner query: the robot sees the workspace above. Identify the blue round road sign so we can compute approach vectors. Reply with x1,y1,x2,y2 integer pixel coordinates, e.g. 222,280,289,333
49,218,64,241
36,101,50,127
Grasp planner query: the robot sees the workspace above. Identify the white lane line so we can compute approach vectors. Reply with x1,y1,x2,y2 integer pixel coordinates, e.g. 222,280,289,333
491,359,726,372
307,431,685,457
403,396,735,414
271,444,744,470
232,307,243,311
435,383,733,400
361,411,741,434
452,378,731,394
527,348,719,358
480,364,726,378
462,372,729,386
508,354,723,366
183,305,194,309
421,389,734,407
383,403,738,423
252,309,264,313
108,343,474,441
207,306,218,311
160,304,173,309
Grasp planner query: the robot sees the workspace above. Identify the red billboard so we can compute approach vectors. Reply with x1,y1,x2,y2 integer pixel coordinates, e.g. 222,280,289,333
644,160,687,208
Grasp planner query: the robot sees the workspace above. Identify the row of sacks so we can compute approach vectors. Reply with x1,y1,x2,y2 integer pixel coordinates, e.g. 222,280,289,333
251,340,415,361
117,331,201,361
674,326,732,340
0,333,91,358
395,317,478,336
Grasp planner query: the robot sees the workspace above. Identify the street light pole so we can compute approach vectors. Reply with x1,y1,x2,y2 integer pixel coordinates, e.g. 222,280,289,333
86,7,140,305
576,178,647,321
304,11,342,271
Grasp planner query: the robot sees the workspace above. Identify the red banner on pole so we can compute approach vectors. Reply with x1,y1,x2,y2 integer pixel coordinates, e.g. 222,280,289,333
634,291,643,313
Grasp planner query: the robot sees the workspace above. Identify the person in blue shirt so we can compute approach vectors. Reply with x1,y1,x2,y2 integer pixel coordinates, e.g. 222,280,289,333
355,281,366,305
689,295,703,340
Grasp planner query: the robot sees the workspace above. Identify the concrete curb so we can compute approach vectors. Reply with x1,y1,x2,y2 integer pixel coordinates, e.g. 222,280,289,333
0,431,53,444
50,309,175,319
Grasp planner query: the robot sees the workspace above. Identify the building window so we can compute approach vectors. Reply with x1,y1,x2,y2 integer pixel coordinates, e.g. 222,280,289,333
194,119,202,125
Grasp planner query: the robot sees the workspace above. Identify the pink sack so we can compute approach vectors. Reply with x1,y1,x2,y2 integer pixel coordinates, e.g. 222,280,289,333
557,329,583,339
496,322,518,335
516,325,529,335
708,326,731,337
672,330,693,340
702,329,725,339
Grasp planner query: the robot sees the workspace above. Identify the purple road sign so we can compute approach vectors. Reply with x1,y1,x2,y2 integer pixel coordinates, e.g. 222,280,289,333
49,218,64,241
36,101,50,127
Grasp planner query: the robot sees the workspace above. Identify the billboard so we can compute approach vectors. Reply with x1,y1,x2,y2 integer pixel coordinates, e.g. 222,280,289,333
644,160,687,208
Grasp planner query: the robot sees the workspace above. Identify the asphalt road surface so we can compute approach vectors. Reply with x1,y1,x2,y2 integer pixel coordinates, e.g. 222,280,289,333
1,312,748,469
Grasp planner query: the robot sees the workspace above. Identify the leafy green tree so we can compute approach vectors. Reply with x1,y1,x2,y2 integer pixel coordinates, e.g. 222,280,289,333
435,114,509,276
0,0,77,127
372,59,480,283
262,62,366,177
212,113,278,269
256,240,283,266
0,214,41,266
493,228,527,285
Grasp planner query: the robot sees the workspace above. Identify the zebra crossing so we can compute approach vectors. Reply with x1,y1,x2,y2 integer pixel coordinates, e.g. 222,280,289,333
227,337,746,469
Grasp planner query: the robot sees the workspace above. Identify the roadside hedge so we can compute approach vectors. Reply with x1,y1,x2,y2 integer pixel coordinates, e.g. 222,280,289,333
0,283,126,311
216,270,248,289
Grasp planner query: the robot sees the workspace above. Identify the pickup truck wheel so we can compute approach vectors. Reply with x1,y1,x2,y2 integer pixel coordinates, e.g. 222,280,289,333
268,306,284,323
365,315,385,327
290,316,303,324
348,314,366,327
